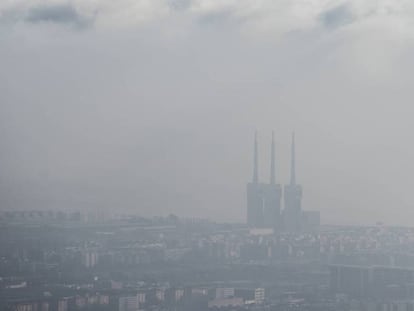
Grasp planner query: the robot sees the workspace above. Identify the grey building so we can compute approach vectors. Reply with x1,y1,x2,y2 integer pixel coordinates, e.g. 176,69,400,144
246,132,282,230
283,133,303,233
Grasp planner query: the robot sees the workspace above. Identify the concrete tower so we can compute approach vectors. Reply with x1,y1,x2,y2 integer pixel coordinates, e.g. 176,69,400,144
246,132,263,227
262,132,282,230
283,133,303,232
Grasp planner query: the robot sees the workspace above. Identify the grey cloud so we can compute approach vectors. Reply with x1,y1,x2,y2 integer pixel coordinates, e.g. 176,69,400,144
168,0,192,11
25,3,93,29
0,8,18,25
320,4,356,29
2,0,414,225
197,10,233,26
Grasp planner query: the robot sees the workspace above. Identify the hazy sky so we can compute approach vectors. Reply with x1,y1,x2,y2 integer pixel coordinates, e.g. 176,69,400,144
1,0,414,225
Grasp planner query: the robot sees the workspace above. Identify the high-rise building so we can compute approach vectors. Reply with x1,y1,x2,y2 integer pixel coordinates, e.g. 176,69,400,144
246,132,282,230
118,295,139,311
247,132,319,232
262,132,282,230
283,133,303,233
246,132,263,227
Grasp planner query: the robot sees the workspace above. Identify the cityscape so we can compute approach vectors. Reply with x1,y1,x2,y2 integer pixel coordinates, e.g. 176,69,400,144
2,0,414,310
2,134,414,311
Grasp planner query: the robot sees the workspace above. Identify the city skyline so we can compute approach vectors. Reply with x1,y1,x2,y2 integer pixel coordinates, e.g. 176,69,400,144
3,1,414,310
247,132,319,232
0,128,411,226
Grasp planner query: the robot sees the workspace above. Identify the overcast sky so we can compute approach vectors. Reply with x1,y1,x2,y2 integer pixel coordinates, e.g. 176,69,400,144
1,0,414,225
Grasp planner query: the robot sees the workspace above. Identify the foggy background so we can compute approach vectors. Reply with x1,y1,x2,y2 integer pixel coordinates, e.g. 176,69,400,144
1,0,414,225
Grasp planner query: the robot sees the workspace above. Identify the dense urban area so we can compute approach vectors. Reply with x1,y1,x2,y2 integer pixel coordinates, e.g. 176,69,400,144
2,135,414,311
2,211,414,311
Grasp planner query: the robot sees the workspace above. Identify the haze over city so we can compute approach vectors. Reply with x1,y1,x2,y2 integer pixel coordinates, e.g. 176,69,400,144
1,0,414,225
6,2,414,311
